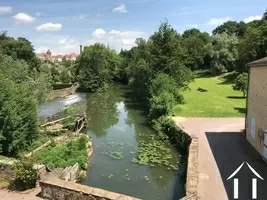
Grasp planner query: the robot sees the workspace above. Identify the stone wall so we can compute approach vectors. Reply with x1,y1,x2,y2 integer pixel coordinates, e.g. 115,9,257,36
176,123,199,200
47,85,77,101
39,178,140,200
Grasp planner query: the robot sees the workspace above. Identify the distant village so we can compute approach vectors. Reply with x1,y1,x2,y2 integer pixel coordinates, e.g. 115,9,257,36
37,45,83,62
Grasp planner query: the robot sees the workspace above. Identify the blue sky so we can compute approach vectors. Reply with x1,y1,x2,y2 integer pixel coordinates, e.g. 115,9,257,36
0,0,265,54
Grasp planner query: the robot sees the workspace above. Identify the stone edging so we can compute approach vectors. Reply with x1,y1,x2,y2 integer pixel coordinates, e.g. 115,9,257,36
39,178,140,200
176,123,199,200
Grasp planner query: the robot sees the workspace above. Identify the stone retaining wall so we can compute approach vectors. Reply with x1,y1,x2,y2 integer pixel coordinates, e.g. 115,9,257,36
176,123,199,200
39,178,140,200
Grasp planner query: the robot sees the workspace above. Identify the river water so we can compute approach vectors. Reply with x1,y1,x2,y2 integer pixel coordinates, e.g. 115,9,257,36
38,85,185,200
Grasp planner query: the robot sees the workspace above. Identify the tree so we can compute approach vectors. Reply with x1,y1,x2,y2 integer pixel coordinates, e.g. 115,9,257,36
212,21,247,37
77,43,121,91
232,73,248,97
263,9,267,20
0,34,41,71
209,33,239,74
149,21,194,89
0,75,38,156
182,29,211,70
238,20,267,71
60,69,71,84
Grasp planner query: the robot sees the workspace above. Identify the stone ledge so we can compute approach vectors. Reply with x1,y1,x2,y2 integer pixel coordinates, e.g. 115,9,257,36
39,178,140,200
175,123,199,200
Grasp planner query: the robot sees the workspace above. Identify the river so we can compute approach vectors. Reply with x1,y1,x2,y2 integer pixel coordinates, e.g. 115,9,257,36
39,84,185,200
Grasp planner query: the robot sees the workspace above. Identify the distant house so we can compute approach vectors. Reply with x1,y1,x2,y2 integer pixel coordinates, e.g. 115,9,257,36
246,56,267,162
36,45,82,63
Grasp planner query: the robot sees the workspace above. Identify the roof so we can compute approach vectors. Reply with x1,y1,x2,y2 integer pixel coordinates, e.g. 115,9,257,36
247,56,267,67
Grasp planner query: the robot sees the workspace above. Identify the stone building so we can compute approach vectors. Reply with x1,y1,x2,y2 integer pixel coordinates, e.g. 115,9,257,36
246,56,267,162
37,45,83,62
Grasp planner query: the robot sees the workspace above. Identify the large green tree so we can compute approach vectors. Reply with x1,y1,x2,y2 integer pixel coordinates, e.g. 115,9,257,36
182,29,211,70
77,43,121,91
208,33,239,74
0,75,38,156
238,20,267,71
212,21,247,37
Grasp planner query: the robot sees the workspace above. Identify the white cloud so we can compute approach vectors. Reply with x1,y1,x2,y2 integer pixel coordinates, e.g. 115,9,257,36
0,6,12,15
92,29,106,38
36,23,63,31
112,4,128,13
35,35,80,55
89,28,145,50
186,24,199,28
13,13,36,24
244,15,262,23
33,28,145,55
207,17,231,26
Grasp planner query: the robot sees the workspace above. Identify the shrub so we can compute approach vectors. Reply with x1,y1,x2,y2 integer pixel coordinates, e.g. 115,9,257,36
34,135,89,170
9,160,37,191
232,72,248,97
152,116,191,155
149,92,175,119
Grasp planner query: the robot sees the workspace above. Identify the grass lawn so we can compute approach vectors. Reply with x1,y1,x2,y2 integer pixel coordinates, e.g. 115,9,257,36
174,74,246,117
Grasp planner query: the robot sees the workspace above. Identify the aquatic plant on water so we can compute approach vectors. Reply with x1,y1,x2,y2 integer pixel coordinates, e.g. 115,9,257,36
131,134,180,171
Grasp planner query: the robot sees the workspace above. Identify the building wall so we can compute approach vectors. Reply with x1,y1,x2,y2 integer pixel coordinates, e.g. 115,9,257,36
246,65,267,156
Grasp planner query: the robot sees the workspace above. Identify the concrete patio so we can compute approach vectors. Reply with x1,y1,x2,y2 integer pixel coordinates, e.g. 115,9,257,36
173,117,267,200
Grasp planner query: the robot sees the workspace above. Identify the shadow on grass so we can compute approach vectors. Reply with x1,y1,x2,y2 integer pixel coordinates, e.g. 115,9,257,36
217,72,239,85
194,70,215,78
227,96,246,99
234,107,246,114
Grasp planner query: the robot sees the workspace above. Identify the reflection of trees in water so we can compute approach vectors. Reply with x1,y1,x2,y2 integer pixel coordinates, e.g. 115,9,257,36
124,96,175,188
86,87,122,138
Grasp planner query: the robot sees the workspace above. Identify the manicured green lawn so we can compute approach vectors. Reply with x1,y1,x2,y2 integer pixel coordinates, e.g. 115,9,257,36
174,76,246,117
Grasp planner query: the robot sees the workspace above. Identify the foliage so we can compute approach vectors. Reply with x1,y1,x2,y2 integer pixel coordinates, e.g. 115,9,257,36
232,73,248,97
9,160,37,191
209,33,239,74
34,135,90,170
60,69,72,84
152,116,191,154
0,75,38,157
182,29,211,70
237,20,267,71
0,32,41,71
149,73,184,119
212,21,247,37
77,43,121,91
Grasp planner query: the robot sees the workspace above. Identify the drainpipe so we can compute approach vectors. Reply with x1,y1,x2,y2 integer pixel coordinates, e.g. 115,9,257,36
244,64,250,139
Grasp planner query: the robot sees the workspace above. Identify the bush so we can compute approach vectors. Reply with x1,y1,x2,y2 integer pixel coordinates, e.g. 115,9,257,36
152,116,191,154
232,72,248,97
34,135,89,170
149,92,175,119
9,160,37,191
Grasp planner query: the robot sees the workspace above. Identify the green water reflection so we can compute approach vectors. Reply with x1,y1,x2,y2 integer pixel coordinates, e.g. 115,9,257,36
83,85,185,200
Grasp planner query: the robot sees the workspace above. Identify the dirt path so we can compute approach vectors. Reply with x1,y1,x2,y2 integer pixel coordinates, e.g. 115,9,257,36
0,187,42,200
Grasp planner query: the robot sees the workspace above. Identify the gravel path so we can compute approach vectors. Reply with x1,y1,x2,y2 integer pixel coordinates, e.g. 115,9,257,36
0,187,43,200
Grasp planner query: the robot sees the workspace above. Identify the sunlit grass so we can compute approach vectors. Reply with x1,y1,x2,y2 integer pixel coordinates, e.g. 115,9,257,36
174,75,246,117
